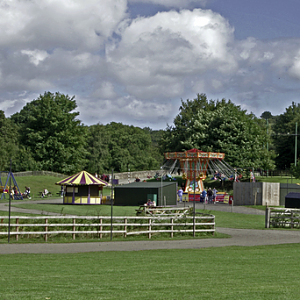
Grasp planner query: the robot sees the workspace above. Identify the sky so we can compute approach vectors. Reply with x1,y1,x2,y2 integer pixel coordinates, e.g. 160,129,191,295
1,0,300,130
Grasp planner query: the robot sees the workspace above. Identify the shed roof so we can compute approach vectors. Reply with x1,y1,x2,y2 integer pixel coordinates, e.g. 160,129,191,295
286,192,300,199
115,181,176,189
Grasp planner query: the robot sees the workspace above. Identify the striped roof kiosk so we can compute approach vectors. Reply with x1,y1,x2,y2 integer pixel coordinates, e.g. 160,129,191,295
56,171,108,205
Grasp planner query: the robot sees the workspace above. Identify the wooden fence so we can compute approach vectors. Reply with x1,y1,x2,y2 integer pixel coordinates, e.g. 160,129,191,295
0,215,215,241
265,207,300,228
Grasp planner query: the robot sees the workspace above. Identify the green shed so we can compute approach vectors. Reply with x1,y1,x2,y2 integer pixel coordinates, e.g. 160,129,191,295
114,182,177,206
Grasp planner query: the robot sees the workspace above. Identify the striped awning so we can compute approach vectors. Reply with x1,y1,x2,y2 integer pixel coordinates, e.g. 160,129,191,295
56,171,109,186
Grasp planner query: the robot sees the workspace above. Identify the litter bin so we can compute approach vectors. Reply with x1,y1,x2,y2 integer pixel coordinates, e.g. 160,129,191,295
285,192,300,208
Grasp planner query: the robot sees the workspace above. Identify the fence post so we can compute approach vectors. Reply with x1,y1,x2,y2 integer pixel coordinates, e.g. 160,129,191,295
16,218,19,241
99,218,102,239
148,218,151,239
265,207,270,228
124,218,127,238
72,218,76,240
291,211,294,229
45,218,48,242
170,218,173,238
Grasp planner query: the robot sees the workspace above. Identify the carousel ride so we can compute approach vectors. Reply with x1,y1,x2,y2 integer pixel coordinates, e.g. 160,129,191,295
163,148,240,201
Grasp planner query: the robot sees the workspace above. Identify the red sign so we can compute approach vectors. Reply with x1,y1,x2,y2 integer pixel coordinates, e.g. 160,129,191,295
189,194,201,201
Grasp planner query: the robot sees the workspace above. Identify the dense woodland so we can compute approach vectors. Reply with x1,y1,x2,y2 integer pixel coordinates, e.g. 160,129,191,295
1,91,300,176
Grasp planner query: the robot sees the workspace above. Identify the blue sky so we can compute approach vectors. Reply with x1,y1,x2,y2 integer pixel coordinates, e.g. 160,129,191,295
1,0,300,129
208,0,300,40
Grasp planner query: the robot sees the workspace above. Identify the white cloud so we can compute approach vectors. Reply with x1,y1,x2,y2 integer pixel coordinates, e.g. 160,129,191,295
21,49,49,66
92,82,117,99
78,95,174,128
107,9,237,99
0,1,300,129
128,0,208,8
288,51,300,80
0,0,128,50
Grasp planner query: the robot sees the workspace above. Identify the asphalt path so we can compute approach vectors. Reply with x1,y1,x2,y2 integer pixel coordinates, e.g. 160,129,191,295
1,199,300,254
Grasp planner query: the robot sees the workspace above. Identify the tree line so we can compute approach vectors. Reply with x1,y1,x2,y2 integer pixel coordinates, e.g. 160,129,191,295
0,92,298,175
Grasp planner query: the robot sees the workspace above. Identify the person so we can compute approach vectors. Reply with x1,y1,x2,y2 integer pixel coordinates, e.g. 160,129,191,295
24,186,31,199
177,187,183,203
13,186,18,195
10,188,14,200
201,189,207,203
146,199,153,206
60,185,64,197
207,188,213,203
213,188,218,203
42,188,49,198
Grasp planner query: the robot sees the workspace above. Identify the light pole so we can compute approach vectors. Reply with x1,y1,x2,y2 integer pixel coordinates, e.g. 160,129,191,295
295,122,298,167
110,168,114,241
160,166,163,206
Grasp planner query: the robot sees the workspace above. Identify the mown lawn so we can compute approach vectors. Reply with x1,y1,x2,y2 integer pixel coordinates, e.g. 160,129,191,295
0,244,299,299
9,203,266,229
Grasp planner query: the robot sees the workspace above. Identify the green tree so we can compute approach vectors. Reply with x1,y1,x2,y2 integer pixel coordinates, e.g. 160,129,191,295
290,160,300,178
260,111,273,120
143,127,164,166
106,123,160,172
272,102,300,169
160,93,275,170
11,92,87,174
86,123,111,175
85,122,161,174
0,111,20,171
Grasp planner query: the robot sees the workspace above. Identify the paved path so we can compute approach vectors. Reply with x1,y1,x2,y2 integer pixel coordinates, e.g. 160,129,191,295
0,199,299,254
0,198,74,216
1,227,300,254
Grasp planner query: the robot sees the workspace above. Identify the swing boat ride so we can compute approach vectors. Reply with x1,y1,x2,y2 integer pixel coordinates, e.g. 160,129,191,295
162,148,240,202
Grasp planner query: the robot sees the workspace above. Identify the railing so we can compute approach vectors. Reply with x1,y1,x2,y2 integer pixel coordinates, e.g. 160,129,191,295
265,207,300,228
0,215,215,241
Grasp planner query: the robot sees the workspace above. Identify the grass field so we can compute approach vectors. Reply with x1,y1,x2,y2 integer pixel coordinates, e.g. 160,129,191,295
1,244,300,299
9,203,266,229
1,175,300,299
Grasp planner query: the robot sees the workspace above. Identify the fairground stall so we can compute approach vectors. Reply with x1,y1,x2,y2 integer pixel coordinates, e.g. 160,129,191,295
56,171,108,205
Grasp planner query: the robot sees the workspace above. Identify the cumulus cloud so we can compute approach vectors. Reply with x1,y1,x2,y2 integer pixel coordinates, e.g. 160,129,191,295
0,1,300,129
78,95,174,128
21,49,49,66
107,9,237,99
0,0,128,50
0,0,126,104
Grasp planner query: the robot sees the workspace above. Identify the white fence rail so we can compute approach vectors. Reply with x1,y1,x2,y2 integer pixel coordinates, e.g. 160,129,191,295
265,207,300,228
0,215,215,241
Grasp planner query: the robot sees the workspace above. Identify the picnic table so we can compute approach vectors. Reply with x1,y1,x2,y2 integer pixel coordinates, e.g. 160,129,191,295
136,205,192,217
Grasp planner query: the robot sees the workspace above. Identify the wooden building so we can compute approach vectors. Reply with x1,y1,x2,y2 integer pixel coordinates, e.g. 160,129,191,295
114,181,177,206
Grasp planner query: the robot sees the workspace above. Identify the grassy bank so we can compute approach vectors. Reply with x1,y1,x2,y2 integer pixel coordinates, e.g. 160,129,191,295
0,175,112,202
